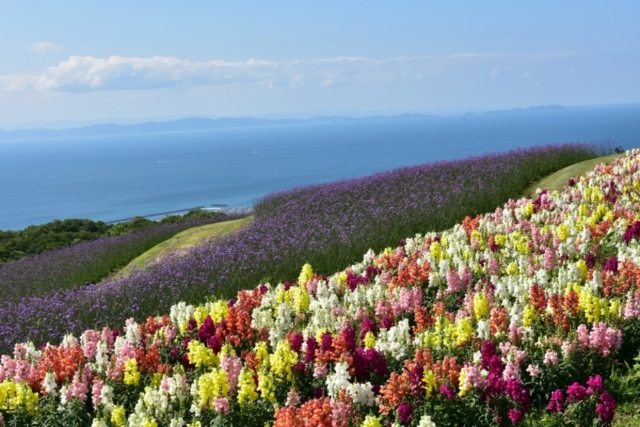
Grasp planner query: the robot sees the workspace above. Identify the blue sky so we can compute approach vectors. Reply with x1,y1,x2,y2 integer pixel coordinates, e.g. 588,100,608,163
1,1,639,128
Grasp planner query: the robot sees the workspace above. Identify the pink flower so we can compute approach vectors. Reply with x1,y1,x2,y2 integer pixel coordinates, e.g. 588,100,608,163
313,363,328,378
543,350,558,365
213,397,230,415
526,364,541,378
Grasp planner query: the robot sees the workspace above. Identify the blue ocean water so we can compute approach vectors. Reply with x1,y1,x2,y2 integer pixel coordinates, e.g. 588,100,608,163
1,104,639,231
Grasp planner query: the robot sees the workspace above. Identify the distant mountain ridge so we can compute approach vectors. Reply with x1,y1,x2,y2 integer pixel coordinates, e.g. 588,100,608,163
0,106,571,141
0,114,440,141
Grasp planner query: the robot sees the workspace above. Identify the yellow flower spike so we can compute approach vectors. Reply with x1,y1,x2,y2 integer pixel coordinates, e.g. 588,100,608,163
141,418,158,427
473,293,489,321
454,318,473,347
123,358,141,386
237,367,259,404
429,241,442,260
506,262,519,276
193,306,209,327
187,340,218,368
197,369,229,409
441,235,449,248
364,331,376,348
257,369,276,403
361,415,382,427
576,260,588,279
292,286,310,313
269,341,298,381
209,300,229,323
423,369,437,397
523,305,536,327
557,224,569,242
111,405,127,427
494,234,507,247
337,271,348,284
152,372,163,387
298,263,314,286
255,342,270,369
458,368,468,397
522,202,534,217
610,300,620,320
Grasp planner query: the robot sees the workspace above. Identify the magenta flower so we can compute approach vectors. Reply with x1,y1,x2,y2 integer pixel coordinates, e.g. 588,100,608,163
547,389,564,412
508,408,523,425
397,402,414,425
595,390,616,423
440,383,455,399
566,382,587,403
586,375,603,395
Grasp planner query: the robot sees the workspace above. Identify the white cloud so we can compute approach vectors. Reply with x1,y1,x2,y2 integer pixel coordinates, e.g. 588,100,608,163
29,42,62,53
0,51,578,93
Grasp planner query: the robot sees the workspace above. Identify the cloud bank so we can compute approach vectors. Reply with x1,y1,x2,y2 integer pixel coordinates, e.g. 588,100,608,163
0,52,577,93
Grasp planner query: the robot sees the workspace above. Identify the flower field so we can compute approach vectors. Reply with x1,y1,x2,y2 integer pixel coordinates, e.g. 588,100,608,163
0,143,600,354
2,146,640,425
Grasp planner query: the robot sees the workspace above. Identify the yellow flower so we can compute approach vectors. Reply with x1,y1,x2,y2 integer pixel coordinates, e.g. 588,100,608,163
269,341,298,381
423,369,436,397
364,331,376,348
123,358,141,387
257,369,276,403
193,305,209,327
291,286,310,313
557,224,569,242
254,341,270,369
494,234,507,247
523,305,536,327
298,263,314,286
361,415,382,427
458,367,468,397
429,241,442,260
506,262,519,276
454,318,473,347
0,380,39,415
188,340,218,368
111,405,126,427
196,369,229,409
576,260,588,279
473,293,489,321
522,202,534,217
209,300,229,323
141,418,158,427
237,367,258,404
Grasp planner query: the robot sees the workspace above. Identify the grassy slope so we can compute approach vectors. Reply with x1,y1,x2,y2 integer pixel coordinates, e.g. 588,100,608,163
119,216,253,273
521,153,623,197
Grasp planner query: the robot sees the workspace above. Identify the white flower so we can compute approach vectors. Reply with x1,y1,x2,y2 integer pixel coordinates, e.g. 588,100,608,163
418,414,437,427
347,382,375,406
326,362,351,399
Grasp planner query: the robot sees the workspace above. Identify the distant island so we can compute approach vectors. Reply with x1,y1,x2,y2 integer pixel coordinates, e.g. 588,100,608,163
0,105,575,141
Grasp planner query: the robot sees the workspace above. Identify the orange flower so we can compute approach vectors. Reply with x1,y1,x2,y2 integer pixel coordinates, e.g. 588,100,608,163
379,370,411,415
490,307,509,336
529,285,547,314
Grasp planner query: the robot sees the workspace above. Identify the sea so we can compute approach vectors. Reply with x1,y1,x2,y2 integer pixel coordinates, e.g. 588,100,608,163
1,104,639,231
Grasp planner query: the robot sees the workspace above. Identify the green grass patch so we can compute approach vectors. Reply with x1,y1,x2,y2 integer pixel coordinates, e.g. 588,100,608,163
521,153,623,197
120,216,253,274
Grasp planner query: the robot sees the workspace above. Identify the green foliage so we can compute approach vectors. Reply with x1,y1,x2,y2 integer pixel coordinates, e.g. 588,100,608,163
0,218,110,263
0,210,228,264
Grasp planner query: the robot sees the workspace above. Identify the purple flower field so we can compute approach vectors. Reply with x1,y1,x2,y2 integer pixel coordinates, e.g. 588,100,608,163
0,143,602,354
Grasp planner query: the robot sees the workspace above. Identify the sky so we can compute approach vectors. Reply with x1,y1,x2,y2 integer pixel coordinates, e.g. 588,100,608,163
0,1,639,129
